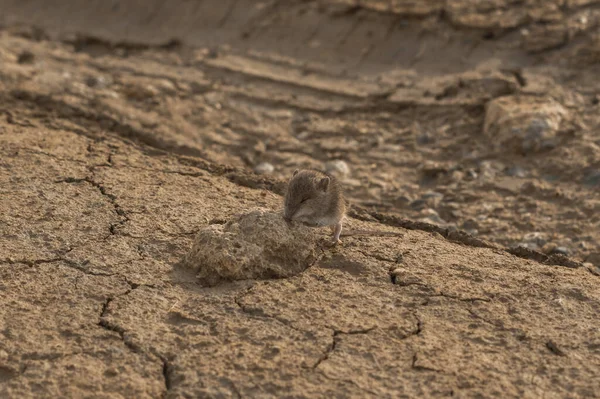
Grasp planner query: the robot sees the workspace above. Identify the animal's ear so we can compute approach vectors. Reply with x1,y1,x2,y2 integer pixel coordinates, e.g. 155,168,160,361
317,176,330,192
293,169,299,177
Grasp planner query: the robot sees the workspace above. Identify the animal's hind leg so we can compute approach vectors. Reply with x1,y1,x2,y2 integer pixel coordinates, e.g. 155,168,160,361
332,221,343,245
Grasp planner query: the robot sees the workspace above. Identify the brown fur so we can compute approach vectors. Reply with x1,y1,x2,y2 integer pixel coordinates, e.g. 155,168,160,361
283,169,346,228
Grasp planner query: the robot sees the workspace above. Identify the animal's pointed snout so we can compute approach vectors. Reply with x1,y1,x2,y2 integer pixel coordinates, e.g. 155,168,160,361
283,207,297,222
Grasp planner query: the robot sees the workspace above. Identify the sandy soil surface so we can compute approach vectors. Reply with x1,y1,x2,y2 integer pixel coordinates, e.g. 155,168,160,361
0,0,599,397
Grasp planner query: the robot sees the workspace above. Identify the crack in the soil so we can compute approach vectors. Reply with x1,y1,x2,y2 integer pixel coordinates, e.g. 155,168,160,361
233,286,307,335
545,340,566,357
224,378,242,399
3,256,115,278
98,282,139,350
390,277,491,304
20,349,128,361
413,312,423,336
232,248,328,334
236,304,310,335
160,355,173,393
62,259,116,276
466,307,532,344
334,327,377,335
411,353,441,373
56,175,130,237
3,257,63,266
466,308,502,328
234,284,385,376
312,330,338,370
13,147,90,165
430,292,491,303
312,327,377,370
391,278,429,287
348,207,589,271
97,284,173,396
84,177,130,236
420,294,489,307
120,163,208,178
585,265,600,277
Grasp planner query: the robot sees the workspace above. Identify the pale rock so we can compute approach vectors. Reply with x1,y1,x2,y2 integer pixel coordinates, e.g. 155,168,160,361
484,96,568,153
325,160,350,179
254,162,274,175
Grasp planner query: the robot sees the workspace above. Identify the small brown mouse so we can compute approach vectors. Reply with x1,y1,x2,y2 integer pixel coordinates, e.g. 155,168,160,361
283,169,346,244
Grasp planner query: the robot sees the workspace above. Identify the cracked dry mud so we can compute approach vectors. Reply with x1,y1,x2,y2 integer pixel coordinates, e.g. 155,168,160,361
0,0,599,398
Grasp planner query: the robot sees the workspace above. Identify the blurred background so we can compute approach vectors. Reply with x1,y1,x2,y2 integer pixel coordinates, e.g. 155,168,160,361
1,0,599,266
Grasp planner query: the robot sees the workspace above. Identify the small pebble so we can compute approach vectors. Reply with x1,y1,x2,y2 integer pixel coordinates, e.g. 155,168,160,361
523,232,547,246
422,191,443,208
197,47,218,59
523,232,544,240
122,83,159,100
446,202,460,210
450,170,465,181
254,162,274,175
104,367,119,377
296,131,311,140
389,267,422,286
552,247,570,256
516,242,540,251
466,169,478,179
156,79,177,95
478,161,498,178
204,92,222,107
505,166,527,177
325,160,350,178
85,75,111,89
451,210,463,218
420,209,447,226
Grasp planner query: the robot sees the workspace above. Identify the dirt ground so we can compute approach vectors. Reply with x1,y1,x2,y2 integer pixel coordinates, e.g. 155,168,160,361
0,0,599,398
